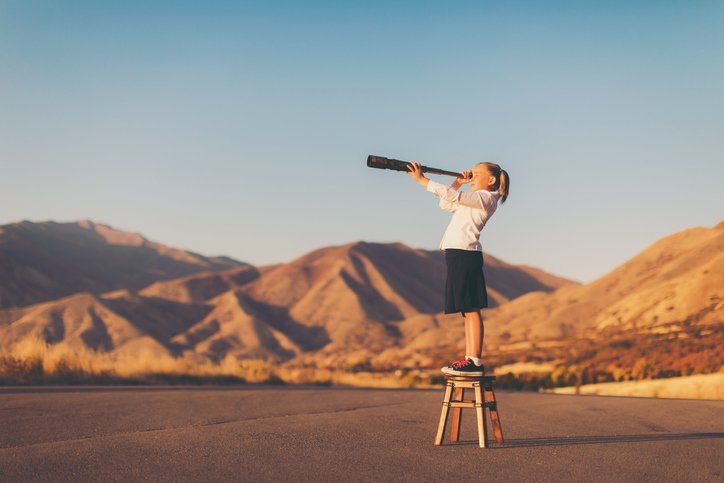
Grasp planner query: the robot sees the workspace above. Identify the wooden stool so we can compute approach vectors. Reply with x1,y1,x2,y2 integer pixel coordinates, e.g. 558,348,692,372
434,374,504,448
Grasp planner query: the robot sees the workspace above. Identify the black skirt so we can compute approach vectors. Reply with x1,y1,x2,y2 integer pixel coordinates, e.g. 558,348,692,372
444,248,488,315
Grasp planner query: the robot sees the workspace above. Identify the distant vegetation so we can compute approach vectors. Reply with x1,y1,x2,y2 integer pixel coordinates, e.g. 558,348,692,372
2,323,721,396
489,324,723,391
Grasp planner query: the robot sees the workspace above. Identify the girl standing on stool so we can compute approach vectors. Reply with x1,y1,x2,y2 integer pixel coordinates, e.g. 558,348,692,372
406,161,509,376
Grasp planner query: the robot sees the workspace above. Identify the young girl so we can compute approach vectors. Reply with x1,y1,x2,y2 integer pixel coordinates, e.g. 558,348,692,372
406,161,509,376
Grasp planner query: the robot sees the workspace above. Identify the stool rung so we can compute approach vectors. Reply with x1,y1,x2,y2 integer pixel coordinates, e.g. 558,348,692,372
448,401,476,408
447,401,496,409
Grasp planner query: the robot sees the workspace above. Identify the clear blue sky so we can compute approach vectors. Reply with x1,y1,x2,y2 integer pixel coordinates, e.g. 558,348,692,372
1,1,722,282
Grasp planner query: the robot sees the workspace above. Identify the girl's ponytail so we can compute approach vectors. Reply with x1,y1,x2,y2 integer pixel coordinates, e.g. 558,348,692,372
498,169,510,204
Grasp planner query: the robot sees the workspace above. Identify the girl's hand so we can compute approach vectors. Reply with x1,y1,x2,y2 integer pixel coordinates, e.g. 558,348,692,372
456,170,473,184
406,161,426,183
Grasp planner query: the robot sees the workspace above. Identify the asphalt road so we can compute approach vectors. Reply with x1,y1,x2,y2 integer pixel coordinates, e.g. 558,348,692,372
1,384,722,482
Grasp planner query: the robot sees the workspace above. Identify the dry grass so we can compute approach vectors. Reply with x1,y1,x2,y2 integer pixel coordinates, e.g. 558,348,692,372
493,361,557,375
274,367,441,388
5,338,720,399
0,337,283,385
0,338,438,388
545,373,724,400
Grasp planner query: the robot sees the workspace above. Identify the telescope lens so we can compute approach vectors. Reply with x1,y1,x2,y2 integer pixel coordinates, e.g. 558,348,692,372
367,155,384,167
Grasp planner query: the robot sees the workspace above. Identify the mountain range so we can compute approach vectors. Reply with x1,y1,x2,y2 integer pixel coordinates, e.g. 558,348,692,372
0,219,721,372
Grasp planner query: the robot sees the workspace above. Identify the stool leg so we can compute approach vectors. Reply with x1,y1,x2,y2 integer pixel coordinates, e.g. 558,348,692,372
434,382,454,445
485,382,504,444
473,382,488,448
450,387,464,442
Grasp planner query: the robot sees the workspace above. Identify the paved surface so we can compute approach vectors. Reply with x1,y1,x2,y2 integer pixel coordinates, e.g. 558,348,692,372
0,385,722,482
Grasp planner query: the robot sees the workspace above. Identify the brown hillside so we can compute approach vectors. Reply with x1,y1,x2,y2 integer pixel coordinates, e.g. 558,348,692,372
0,220,247,309
429,222,724,346
240,241,574,362
168,291,305,362
0,292,172,359
138,266,260,304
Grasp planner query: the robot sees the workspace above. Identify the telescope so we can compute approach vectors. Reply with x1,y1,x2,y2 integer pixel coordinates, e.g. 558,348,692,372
366,155,461,178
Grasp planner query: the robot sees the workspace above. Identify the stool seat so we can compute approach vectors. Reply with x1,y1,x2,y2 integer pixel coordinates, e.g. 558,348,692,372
434,373,504,448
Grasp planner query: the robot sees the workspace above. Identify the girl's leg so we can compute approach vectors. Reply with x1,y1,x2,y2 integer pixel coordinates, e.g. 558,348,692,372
463,310,484,358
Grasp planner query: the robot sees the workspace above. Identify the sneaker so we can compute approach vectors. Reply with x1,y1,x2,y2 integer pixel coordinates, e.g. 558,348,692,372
441,357,485,376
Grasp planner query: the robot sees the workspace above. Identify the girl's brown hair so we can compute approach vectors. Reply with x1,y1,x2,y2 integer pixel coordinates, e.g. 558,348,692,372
479,162,510,203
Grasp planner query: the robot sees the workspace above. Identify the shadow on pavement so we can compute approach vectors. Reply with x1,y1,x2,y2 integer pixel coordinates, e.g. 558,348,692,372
445,432,724,448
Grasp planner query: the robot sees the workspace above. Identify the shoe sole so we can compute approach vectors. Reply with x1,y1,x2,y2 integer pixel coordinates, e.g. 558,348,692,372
441,366,485,376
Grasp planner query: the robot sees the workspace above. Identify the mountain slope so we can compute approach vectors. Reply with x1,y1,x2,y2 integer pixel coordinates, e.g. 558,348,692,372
0,292,172,358
0,220,247,309
240,241,575,358
480,222,724,342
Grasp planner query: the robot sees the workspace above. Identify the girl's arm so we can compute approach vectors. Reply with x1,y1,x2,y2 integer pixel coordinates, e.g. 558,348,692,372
407,162,485,211
439,197,457,212
439,178,464,212
427,179,496,213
